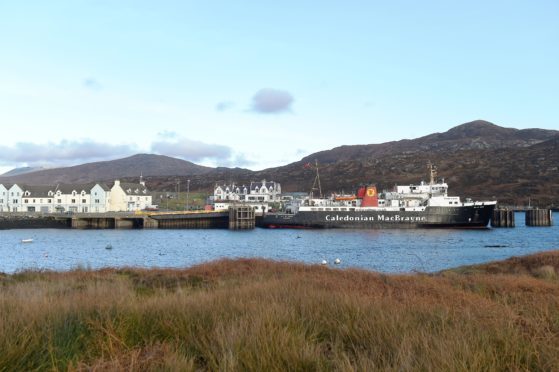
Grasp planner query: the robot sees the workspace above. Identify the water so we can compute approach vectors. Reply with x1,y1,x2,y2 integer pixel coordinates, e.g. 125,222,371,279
1,212,557,274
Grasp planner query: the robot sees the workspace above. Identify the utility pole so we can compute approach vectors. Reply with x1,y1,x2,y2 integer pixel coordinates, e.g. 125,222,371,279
186,179,190,211
176,179,181,210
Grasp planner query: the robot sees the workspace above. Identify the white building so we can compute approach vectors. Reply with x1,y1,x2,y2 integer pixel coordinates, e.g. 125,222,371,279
109,180,152,212
21,185,54,213
0,179,152,213
214,180,281,203
90,183,111,212
0,183,8,212
213,180,281,214
6,184,24,212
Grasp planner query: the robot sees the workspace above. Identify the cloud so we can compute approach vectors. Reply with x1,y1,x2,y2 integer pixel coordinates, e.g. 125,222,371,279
151,137,232,163
156,130,179,139
251,88,294,114
0,140,137,166
215,101,235,112
83,78,103,91
218,153,256,168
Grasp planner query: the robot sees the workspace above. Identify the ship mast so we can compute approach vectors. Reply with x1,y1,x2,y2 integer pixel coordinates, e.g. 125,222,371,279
428,162,438,185
310,159,323,198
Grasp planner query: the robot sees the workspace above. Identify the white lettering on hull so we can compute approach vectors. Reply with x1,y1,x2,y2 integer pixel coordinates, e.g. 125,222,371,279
325,214,427,222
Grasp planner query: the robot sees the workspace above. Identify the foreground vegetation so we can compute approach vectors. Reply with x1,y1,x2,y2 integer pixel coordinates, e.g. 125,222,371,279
1,252,559,371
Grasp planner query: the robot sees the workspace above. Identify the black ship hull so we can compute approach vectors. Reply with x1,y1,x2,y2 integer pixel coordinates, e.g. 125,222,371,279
257,204,496,229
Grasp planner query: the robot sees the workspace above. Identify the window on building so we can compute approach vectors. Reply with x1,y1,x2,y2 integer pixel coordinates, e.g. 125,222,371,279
24,199,28,203
82,199,86,204
71,199,76,204
33,199,36,203
48,200,52,203
57,199,62,203
95,199,100,203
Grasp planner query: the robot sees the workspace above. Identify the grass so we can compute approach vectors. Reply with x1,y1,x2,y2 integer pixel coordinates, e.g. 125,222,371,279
1,252,558,371
151,191,208,211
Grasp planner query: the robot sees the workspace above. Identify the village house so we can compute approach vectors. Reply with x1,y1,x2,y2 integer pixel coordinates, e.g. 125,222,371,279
0,184,25,212
213,180,281,214
0,179,153,213
214,180,281,203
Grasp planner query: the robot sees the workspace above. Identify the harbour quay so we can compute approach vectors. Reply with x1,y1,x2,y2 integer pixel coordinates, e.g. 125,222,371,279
0,206,256,230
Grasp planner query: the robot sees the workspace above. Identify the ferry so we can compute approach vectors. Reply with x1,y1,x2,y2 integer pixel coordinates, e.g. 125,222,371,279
258,163,496,229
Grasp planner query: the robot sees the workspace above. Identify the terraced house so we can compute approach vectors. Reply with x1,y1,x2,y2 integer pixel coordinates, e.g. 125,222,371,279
0,180,152,213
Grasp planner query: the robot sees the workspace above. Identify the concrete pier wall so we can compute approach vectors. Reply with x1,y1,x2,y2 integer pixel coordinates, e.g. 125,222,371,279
0,211,249,230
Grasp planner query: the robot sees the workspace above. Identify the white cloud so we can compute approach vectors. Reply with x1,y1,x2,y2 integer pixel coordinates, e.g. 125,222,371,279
251,88,294,114
215,101,235,112
0,140,138,166
83,78,103,91
151,137,232,163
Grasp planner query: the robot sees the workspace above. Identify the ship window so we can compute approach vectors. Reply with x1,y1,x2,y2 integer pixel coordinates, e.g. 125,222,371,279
325,208,331,211
311,208,316,211
349,208,355,211
318,208,323,211
340,208,346,211
333,208,339,211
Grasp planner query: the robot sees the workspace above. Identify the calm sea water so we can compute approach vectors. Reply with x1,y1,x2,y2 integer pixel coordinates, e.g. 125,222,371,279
1,212,557,274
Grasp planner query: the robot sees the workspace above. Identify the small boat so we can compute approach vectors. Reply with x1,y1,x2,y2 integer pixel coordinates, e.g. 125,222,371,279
21,239,34,243
105,244,113,250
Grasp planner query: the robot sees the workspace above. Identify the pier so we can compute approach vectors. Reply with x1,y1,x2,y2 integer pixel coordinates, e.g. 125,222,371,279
0,210,252,230
491,209,515,228
525,209,553,227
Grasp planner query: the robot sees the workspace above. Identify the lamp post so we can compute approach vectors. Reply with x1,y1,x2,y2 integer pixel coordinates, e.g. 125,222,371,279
186,179,190,211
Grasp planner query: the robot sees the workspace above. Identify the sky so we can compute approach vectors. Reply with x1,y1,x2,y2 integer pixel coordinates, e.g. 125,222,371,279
0,1,558,174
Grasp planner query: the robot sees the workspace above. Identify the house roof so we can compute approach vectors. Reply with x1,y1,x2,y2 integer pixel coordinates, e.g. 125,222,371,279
250,181,278,190
55,183,96,194
22,185,55,197
93,183,111,191
120,182,149,195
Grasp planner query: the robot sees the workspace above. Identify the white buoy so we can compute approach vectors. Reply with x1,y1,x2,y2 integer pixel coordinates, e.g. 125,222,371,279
321,260,328,265
334,258,341,265
21,239,33,243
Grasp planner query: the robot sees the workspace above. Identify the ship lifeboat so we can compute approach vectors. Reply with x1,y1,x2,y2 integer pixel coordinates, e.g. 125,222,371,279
334,195,356,201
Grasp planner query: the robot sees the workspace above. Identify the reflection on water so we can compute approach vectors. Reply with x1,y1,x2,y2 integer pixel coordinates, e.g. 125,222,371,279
1,213,557,274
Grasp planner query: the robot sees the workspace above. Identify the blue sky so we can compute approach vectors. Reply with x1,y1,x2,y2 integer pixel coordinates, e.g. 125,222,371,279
0,1,557,173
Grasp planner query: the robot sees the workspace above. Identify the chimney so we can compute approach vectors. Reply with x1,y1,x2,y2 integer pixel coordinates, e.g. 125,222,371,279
114,180,120,187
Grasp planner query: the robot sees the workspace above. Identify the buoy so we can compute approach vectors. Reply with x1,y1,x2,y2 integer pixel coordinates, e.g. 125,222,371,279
321,260,328,265
21,239,33,243
334,258,341,265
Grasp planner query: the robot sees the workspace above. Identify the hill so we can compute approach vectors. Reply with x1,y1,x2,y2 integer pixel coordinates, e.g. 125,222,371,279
0,154,214,185
1,251,558,370
2,120,558,206
145,121,559,206
299,120,557,164
0,166,49,177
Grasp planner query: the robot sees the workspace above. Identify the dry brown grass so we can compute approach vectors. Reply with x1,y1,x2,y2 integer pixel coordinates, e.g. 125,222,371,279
1,251,559,371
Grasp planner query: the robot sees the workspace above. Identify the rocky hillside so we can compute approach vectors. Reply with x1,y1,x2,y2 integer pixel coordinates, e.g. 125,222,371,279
2,121,558,206
0,154,214,185
144,121,559,206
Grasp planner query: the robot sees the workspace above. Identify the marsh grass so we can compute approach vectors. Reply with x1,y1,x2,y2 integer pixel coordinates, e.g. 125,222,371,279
1,252,559,370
